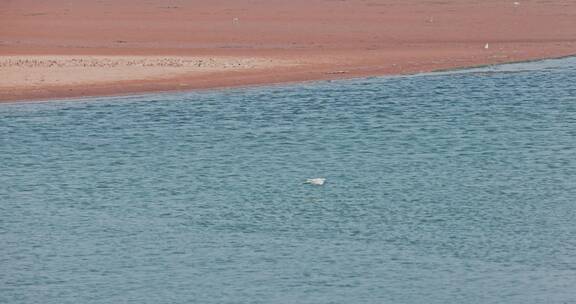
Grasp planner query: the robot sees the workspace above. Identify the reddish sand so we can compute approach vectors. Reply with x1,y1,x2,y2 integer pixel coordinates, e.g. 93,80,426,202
1,0,575,102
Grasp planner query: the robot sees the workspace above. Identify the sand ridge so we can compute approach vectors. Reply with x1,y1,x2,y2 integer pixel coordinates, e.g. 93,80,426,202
0,55,294,88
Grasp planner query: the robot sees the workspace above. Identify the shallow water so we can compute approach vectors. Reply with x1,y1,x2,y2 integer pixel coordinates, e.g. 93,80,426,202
2,57,576,304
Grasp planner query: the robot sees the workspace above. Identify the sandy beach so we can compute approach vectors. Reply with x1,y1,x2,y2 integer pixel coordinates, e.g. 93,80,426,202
1,0,575,102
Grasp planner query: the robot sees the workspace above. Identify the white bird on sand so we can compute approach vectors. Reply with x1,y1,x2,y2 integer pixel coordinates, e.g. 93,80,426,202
484,43,490,50
305,178,326,186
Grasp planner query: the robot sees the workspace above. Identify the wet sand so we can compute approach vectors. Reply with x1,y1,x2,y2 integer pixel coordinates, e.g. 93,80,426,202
1,0,575,102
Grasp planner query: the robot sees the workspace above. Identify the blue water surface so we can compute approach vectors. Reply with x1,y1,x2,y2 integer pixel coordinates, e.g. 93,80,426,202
1,57,576,304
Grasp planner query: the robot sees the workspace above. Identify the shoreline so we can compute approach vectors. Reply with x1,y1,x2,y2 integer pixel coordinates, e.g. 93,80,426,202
2,46,575,103
2,0,575,103
3,54,575,105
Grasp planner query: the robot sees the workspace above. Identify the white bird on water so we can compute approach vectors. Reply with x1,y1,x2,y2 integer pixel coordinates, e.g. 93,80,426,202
305,178,326,186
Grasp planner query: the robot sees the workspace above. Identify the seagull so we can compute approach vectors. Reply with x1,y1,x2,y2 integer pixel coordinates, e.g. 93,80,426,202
305,178,326,186
484,43,490,50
